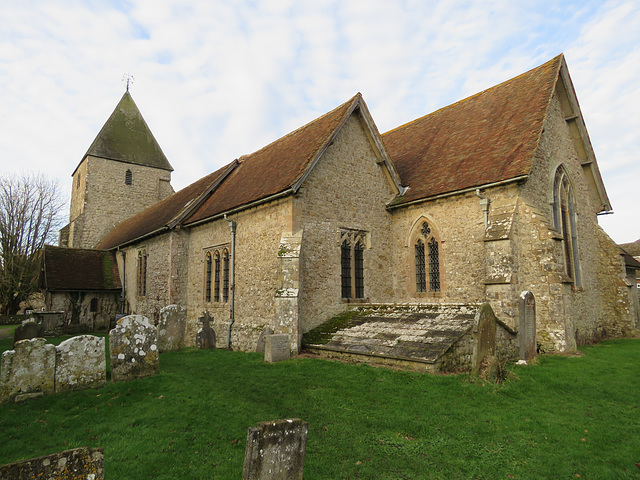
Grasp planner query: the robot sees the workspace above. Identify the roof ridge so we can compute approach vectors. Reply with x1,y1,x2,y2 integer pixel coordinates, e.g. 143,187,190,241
238,93,362,160
383,55,564,137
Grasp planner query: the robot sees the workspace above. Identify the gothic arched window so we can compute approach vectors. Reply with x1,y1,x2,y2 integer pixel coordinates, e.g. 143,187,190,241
553,165,581,286
413,220,441,293
340,230,367,299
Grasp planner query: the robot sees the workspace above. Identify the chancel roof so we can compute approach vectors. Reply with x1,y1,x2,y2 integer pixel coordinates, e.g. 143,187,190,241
74,92,173,175
42,245,121,291
383,55,563,205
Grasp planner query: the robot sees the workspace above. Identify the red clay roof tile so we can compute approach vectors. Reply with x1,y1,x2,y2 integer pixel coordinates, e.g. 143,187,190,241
383,55,563,205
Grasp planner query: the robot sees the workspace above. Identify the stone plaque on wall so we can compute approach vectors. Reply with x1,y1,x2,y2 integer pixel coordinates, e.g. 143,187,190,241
243,419,308,480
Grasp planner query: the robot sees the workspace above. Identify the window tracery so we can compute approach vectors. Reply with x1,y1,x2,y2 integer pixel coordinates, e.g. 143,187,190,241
413,220,441,293
340,230,367,299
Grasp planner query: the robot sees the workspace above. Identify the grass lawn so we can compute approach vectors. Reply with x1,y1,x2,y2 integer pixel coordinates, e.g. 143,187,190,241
1,338,639,479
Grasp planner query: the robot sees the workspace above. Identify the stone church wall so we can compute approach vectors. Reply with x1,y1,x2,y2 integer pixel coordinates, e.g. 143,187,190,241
120,229,189,325
68,156,173,248
296,114,397,333
186,198,294,351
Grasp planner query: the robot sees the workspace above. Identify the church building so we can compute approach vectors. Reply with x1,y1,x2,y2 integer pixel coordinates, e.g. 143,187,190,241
55,54,639,364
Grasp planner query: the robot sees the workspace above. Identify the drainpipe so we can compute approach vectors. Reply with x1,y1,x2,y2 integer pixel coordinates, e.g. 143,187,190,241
120,250,126,314
224,214,237,348
476,189,490,229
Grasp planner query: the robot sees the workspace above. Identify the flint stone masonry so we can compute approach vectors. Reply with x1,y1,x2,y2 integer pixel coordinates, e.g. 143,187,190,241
0,447,104,479
55,335,106,393
158,304,187,352
243,419,308,480
109,315,159,382
196,312,216,349
1,338,56,403
264,334,291,363
13,318,44,347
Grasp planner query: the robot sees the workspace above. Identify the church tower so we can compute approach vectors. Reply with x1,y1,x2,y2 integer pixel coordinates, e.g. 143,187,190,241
60,91,174,249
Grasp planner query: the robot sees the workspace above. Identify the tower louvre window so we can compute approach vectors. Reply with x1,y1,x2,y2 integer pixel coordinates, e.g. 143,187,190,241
125,169,133,185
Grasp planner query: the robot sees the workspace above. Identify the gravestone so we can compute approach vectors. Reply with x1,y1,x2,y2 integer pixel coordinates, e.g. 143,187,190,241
255,327,274,354
1,338,56,403
519,291,537,361
109,315,159,382
471,303,497,376
0,447,104,479
243,419,308,480
13,318,44,347
264,334,290,363
196,312,216,349
55,335,106,393
158,304,187,352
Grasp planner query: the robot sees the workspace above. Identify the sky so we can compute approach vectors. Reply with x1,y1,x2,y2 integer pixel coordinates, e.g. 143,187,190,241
0,0,638,244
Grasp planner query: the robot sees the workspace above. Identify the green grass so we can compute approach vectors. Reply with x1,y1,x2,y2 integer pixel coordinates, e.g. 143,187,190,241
1,339,640,479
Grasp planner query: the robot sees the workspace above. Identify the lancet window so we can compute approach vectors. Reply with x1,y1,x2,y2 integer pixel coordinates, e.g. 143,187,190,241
414,221,441,293
205,246,230,303
340,230,367,300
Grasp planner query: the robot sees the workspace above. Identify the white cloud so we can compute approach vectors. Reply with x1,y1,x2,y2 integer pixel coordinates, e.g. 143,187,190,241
0,0,638,242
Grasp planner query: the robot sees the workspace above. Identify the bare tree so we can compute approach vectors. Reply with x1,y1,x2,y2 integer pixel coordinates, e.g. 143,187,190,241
0,172,65,314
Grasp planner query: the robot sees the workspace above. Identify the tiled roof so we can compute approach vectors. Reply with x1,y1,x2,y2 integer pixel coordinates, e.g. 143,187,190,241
96,163,235,249
74,92,173,175
42,245,121,291
619,239,640,257
184,94,362,225
383,55,563,205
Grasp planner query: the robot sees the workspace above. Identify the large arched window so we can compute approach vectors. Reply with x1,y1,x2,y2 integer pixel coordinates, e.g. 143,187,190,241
412,219,441,293
553,165,581,286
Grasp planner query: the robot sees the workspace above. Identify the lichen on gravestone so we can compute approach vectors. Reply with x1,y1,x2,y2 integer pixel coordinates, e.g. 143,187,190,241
0,338,56,403
109,315,159,382
55,335,106,392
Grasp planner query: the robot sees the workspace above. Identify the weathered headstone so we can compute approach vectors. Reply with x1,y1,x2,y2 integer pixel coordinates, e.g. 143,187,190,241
243,419,308,480
0,447,104,479
255,327,274,354
264,334,290,363
109,315,159,382
55,335,106,393
1,338,56,403
158,304,187,352
196,312,216,349
471,303,497,376
519,291,537,361
13,318,44,347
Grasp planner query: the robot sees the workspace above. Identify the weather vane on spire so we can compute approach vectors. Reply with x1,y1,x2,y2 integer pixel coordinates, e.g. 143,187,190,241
122,73,135,92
